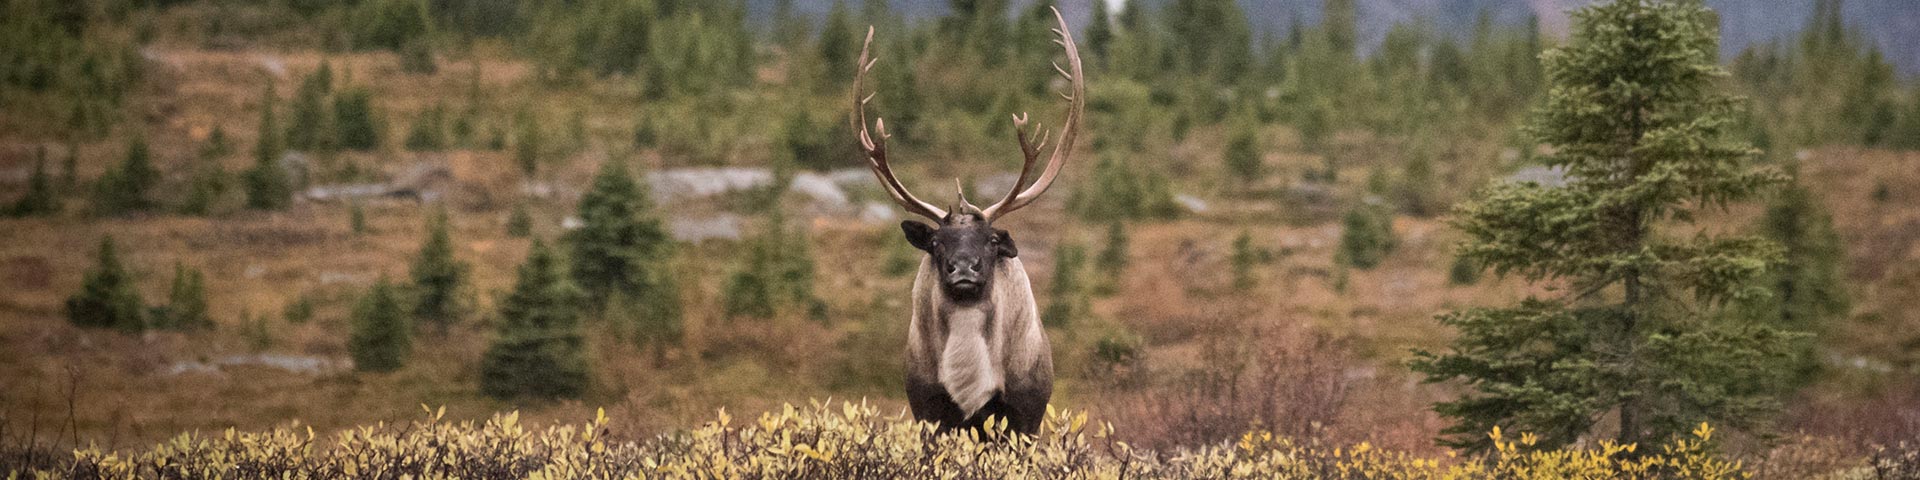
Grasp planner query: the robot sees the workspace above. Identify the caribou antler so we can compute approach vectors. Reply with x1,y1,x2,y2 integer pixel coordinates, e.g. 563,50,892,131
853,7,1084,223
980,6,1084,221
852,27,947,221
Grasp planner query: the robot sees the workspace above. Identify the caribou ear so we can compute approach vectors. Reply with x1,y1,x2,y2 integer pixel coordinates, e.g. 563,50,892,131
902,221,937,252
992,229,1018,258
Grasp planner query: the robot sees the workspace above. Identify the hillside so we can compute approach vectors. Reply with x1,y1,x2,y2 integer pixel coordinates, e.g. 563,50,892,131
2,0,1919,477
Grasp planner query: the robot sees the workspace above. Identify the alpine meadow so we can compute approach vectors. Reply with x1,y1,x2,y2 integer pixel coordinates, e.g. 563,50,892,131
3,0,1920,478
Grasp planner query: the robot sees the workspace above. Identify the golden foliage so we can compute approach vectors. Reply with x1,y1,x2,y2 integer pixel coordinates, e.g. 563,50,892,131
7,401,1761,479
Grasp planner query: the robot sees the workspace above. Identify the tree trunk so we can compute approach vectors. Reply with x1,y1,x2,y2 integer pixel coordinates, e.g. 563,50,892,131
1617,273,1642,447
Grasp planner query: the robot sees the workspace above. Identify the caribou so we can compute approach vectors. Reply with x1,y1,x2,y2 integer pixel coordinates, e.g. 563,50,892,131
850,7,1084,435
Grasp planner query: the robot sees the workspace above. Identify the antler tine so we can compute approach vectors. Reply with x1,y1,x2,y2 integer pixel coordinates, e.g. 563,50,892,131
982,6,1085,221
852,26,947,221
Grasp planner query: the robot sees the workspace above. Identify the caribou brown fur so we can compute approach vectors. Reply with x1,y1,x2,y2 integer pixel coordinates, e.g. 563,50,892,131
850,7,1085,435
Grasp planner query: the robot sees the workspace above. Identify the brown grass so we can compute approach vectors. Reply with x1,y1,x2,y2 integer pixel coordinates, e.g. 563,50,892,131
0,24,1916,469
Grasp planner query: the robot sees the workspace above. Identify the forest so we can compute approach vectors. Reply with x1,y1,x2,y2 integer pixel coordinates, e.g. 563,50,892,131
1,0,1918,477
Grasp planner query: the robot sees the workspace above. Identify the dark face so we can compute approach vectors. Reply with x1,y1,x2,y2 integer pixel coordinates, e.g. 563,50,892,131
902,214,1018,303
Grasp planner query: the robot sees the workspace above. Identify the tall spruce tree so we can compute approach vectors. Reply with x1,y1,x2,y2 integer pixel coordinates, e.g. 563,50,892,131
60,144,78,192
1042,242,1088,328
67,236,145,332
1097,221,1130,276
1324,0,1359,57
1229,231,1257,291
482,239,589,400
816,0,857,83
349,279,411,372
1742,180,1849,385
410,207,470,333
1410,0,1794,452
246,82,294,210
515,111,543,175
565,160,673,314
1083,0,1114,67
286,64,334,152
1093,222,1130,296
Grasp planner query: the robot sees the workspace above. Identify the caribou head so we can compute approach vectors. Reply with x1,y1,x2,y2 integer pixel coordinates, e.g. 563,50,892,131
851,7,1083,436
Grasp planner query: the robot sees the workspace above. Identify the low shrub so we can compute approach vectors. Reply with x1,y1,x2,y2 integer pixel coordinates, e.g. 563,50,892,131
6,402,1756,479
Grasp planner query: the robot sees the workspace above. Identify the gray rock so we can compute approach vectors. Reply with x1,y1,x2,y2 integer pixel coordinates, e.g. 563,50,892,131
304,162,451,203
166,353,347,377
1175,194,1209,214
1506,165,1570,188
859,202,898,224
669,214,746,242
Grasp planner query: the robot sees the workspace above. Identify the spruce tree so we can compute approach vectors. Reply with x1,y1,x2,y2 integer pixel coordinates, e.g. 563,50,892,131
770,0,807,47
506,202,533,237
247,82,294,210
66,236,145,333
61,144,79,192
410,208,470,333
516,111,543,175
1336,203,1396,269
1094,221,1129,295
481,239,589,400
1097,222,1130,276
333,87,383,151
1324,0,1358,57
1447,254,1482,286
94,138,157,215
1164,0,1252,80
816,0,856,83
349,201,368,234
179,159,228,216
1042,242,1088,328
722,207,814,320
1229,231,1257,291
404,104,447,151
565,160,672,313
202,125,233,160
1399,153,1443,217
722,241,777,319
1410,0,1794,452
11,147,59,216
1297,101,1332,156
158,263,212,331
1743,180,1849,385
286,63,335,152
1223,125,1262,184
769,210,817,313
1896,83,1920,150
1084,0,1114,67
349,279,411,372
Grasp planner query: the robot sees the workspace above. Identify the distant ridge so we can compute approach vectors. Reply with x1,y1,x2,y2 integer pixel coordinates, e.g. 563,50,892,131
744,0,1920,75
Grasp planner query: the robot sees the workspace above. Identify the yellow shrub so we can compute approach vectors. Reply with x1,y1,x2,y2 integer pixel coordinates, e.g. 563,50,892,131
14,401,1749,479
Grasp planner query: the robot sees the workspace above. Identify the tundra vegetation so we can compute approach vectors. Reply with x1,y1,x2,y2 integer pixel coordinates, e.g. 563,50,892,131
1,0,1918,477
